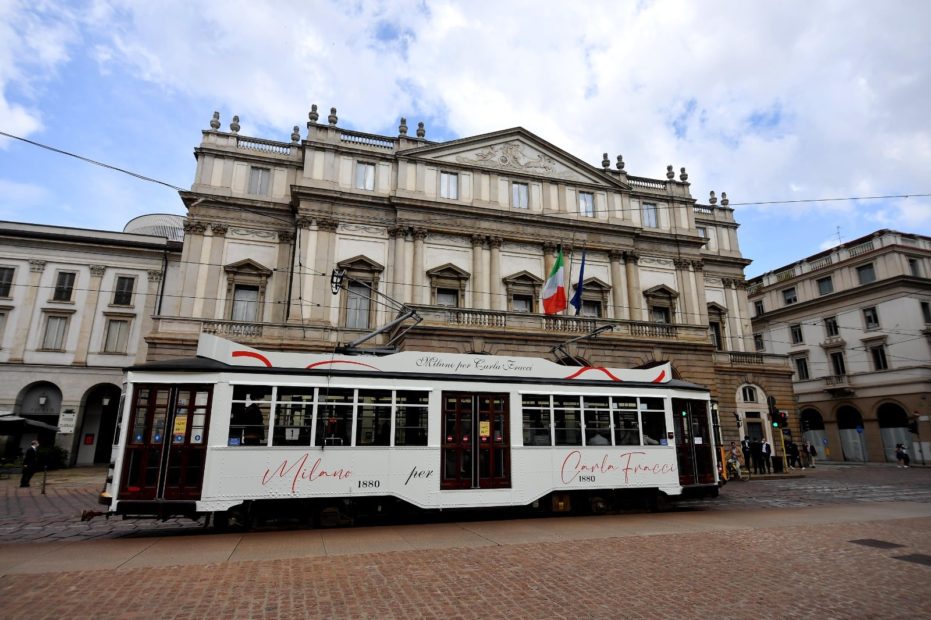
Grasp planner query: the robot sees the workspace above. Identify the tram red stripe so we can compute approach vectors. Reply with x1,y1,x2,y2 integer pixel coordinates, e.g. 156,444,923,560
563,367,622,381
306,360,381,371
652,370,666,383
232,350,272,367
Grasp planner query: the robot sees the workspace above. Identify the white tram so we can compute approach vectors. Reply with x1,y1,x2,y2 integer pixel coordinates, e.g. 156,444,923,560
100,335,722,525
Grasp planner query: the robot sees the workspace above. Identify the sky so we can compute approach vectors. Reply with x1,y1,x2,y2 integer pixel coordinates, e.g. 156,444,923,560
1,0,929,278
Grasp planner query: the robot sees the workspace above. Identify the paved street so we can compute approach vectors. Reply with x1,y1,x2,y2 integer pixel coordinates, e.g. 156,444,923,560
1,464,930,618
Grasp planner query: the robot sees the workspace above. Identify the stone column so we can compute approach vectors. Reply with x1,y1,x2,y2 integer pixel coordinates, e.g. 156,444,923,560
489,237,502,311
136,269,163,361
180,220,207,318
311,218,339,322
732,279,750,352
412,228,427,305
202,223,228,319
723,278,742,351
609,250,628,320
624,251,643,321
72,265,106,366
271,230,293,324
289,217,314,323
543,241,556,276
674,259,693,325
692,261,709,326
9,260,46,362
471,234,486,309
389,226,408,303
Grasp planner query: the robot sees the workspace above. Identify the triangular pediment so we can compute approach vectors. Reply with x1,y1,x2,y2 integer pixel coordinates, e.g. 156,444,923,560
502,270,544,286
224,259,272,276
337,255,384,273
643,284,679,299
707,302,728,315
571,276,611,292
426,263,470,279
400,127,629,189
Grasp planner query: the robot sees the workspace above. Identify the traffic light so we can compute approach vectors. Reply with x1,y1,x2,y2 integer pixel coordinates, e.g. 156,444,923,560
908,420,919,435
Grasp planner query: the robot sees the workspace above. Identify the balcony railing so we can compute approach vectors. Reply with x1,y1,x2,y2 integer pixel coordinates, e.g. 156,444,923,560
847,241,874,258
825,374,848,386
339,130,396,150
808,255,833,271
729,352,764,365
236,137,292,156
201,320,264,338
627,176,667,191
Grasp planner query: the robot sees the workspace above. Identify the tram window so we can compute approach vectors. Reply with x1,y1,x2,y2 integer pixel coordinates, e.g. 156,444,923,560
357,389,392,446
613,410,640,446
522,409,551,446
522,393,550,408
640,397,664,412
583,396,611,446
273,402,313,446
317,403,352,446
277,387,315,403
396,392,428,446
152,390,169,445
641,410,666,445
229,386,272,446
553,395,582,446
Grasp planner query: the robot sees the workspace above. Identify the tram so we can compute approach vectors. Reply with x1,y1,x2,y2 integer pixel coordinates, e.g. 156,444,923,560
100,335,721,526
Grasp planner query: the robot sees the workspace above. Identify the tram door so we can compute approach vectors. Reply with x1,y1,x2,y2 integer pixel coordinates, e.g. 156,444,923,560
441,392,511,490
118,384,212,501
672,399,716,486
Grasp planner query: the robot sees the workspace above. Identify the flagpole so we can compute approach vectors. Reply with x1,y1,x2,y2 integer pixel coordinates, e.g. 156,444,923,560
563,245,574,316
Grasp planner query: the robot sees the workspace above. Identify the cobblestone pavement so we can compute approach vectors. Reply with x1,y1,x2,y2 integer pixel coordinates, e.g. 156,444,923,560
1,464,930,618
1,463,930,544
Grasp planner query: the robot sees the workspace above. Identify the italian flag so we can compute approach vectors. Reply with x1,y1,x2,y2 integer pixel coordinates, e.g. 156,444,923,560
541,247,567,314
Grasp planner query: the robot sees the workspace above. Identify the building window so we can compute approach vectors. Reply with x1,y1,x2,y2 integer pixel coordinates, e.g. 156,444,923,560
753,333,764,351
816,276,834,296
870,345,888,371
248,166,271,196
709,322,723,350
650,306,669,323
512,294,533,313
794,357,810,380
440,172,458,199
643,285,678,324
42,315,69,350
754,300,764,316
53,271,76,302
790,324,803,344
824,316,840,337
922,301,931,324
0,310,7,346
345,281,372,329
641,202,658,227
782,287,797,305
355,162,375,191
580,300,602,317
503,272,542,313
830,351,846,376
435,288,460,307
103,318,130,353
512,182,529,209
742,386,757,403
112,276,135,306
578,192,595,217
696,226,707,239
856,263,876,285
231,285,259,321
0,266,14,297
337,256,384,331
863,306,880,330
908,258,921,277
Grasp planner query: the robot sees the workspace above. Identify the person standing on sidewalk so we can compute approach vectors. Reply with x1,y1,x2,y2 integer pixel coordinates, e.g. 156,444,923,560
761,438,773,474
804,441,817,468
19,440,39,488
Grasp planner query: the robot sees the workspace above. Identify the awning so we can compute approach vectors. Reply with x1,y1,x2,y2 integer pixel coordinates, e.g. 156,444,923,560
0,413,60,432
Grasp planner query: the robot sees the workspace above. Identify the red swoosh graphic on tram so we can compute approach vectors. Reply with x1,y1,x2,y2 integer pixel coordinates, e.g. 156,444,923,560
306,360,381,371
652,370,667,383
232,350,272,367
563,367,622,381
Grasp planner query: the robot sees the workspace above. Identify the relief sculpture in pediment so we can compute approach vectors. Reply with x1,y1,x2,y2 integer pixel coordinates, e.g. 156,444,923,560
456,142,565,177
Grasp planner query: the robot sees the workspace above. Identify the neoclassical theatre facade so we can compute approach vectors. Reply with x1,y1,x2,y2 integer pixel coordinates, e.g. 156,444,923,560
147,107,796,446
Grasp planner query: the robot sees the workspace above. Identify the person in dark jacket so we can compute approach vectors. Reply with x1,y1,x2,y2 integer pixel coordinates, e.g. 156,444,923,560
19,440,39,488
750,438,763,475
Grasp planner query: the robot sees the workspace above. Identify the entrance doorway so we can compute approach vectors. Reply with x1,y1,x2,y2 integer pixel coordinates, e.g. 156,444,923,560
672,399,716,485
118,385,212,501
441,392,511,490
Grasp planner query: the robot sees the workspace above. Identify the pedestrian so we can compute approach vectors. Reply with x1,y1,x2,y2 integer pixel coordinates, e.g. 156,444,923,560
741,436,751,474
19,439,39,488
789,440,802,469
761,438,773,474
896,443,911,468
804,440,817,468
750,437,763,475
727,441,744,480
